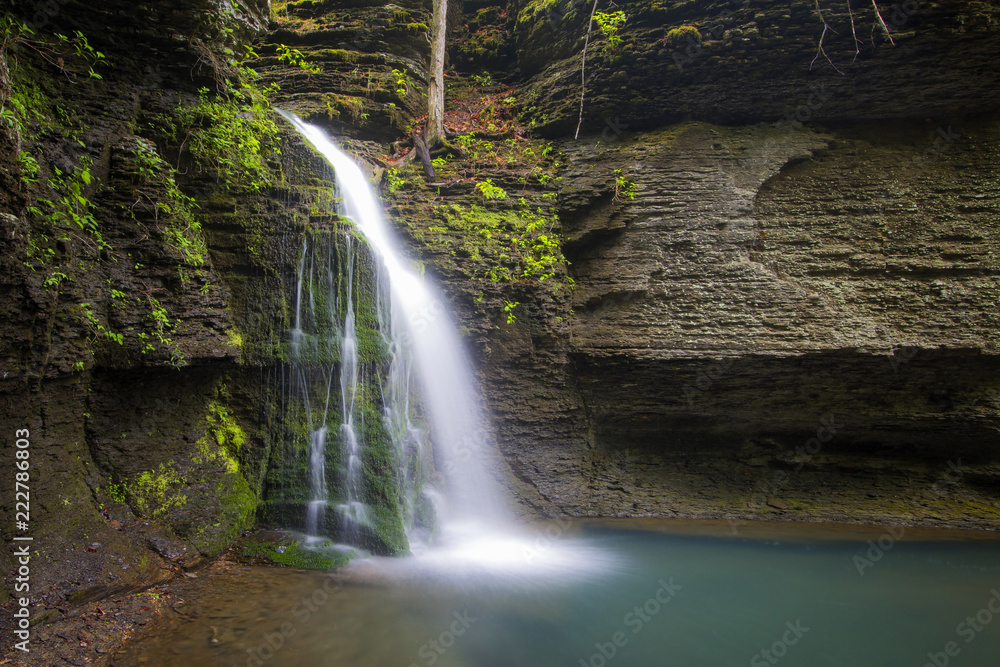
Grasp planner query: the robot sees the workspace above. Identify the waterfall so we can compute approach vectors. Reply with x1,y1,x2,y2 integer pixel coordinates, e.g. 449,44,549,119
375,265,429,534
334,236,369,537
277,110,504,552
288,235,343,537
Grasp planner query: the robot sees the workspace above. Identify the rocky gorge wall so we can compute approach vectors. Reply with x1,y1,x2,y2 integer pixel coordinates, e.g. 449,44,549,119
0,0,404,614
487,118,1000,527
0,0,462,631
473,0,1000,527
1,0,999,649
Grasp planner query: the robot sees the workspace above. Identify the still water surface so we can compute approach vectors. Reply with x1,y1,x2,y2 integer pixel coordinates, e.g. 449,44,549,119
124,520,1000,667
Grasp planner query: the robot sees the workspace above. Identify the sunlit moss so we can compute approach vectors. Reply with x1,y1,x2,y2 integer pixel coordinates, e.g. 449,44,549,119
132,462,188,518
666,25,701,45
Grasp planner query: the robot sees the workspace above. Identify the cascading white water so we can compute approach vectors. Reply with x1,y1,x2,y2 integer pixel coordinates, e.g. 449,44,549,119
335,237,369,533
277,110,504,526
289,237,342,536
374,266,428,533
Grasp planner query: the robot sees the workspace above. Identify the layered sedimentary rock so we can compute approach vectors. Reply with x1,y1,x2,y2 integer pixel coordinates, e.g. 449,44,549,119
0,0,323,606
515,0,1000,134
475,116,1000,521
469,0,1000,527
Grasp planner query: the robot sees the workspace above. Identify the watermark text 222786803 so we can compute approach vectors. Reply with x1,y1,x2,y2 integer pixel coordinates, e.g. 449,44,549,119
13,428,33,653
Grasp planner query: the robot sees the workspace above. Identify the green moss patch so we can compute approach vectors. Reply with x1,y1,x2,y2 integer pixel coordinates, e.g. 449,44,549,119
130,462,188,518
235,532,352,570
432,203,567,283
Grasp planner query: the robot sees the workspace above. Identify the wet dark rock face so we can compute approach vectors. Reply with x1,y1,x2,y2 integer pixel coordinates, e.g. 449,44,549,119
515,0,1000,135
449,1,1000,526
0,1,998,646
481,119,1000,526
0,0,424,619
0,0,301,610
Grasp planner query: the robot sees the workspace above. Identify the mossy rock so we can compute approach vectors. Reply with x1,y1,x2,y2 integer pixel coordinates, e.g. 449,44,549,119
665,25,701,45
257,500,408,555
234,531,353,570
186,473,258,556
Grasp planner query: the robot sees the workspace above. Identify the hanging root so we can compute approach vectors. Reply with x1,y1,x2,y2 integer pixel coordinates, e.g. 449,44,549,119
810,0,845,75
812,0,895,73
847,0,861,62
871,0,896,44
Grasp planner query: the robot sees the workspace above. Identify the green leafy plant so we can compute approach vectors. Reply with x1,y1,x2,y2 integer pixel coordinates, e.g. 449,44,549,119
2,20,108,82
275,44,321,74
37,159,109,250
5,77,50,141
137,332,156,355
321,92,369,122
435,205,566,284
56,30,107,79
79,303,125,346
145,296,185,367
130,140,207,267
161,187,206,267
17,151,39,184
613,168,636,201
43,271,68,289
174,76,280,192
24,232,55,269
574,7,627,137
522,232,560,281
595,10,627,51
385,168,406,194
503,300,520,324
132,295,185,367
475,178,508,200
107,481,128,504
391,68,409,96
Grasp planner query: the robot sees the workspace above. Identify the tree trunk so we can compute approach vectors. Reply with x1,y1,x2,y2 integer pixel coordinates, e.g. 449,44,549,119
414,126,437,181
427,0,447,147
